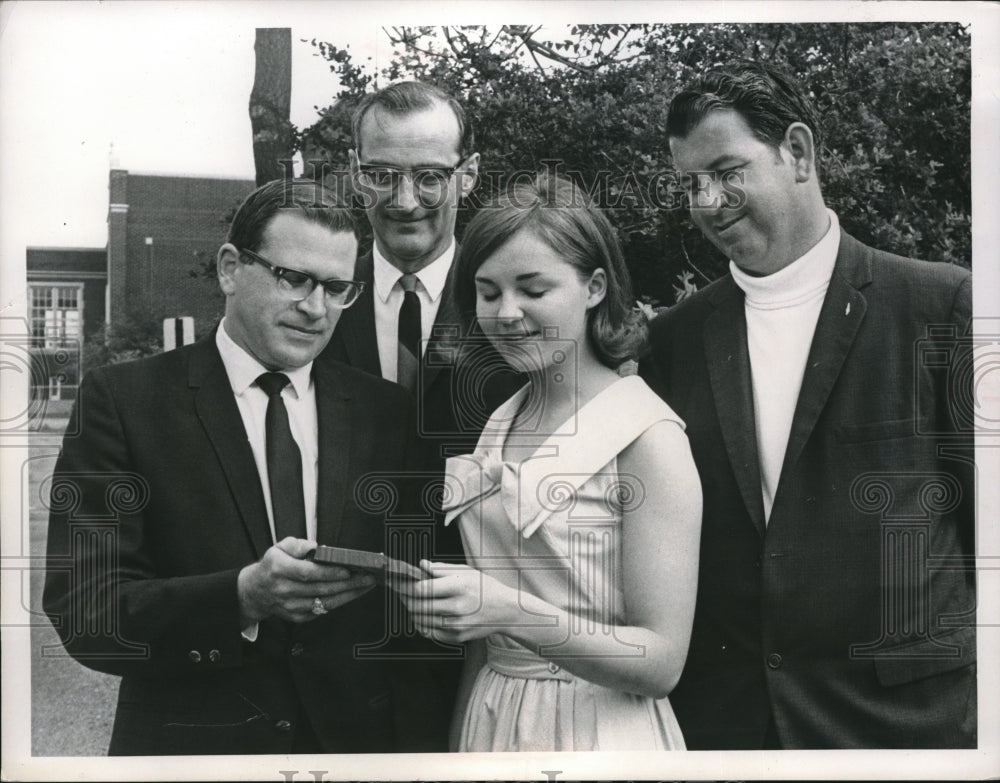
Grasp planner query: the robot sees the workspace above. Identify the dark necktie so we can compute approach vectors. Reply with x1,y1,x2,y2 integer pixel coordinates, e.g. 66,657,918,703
397,273,421,392
256,372,307,542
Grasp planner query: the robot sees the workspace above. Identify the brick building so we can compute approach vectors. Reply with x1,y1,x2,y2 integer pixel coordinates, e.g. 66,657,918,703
25,247,107,400
27,169,255,399
107,169,255,326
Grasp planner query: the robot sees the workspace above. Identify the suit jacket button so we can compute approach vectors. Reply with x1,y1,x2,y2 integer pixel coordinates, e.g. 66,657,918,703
188,650,201,663
290,642,304,656
209,649,221,663
767,652,783,669
274,720,292,732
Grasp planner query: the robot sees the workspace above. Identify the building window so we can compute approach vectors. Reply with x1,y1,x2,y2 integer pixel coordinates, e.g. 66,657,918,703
30,283,84,348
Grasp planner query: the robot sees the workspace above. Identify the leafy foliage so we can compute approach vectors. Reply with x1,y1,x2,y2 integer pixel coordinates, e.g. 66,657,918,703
299,23,970,307
82,314,164,373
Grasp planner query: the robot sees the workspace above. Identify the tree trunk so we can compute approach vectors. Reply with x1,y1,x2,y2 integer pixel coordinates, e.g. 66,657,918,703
250,28,293,186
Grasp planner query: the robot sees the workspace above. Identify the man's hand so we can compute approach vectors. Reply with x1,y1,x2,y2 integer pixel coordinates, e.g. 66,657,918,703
237,537,376,625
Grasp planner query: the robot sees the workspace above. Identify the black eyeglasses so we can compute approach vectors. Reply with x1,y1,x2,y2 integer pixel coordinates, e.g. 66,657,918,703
239,249,365,308
356,159,468,204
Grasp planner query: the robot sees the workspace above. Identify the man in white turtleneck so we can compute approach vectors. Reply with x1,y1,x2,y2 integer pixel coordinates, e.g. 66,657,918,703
642,63,975,750
730,209,840,521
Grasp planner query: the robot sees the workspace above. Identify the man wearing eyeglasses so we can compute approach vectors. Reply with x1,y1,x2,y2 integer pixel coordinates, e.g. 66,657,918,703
43,179,426,755
319,81,523,750
325,81,520,538
327,80,478,408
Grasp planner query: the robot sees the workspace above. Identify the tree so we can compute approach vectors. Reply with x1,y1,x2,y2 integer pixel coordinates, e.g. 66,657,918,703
81,314,163,373
250,28,295,186
300,23,971,308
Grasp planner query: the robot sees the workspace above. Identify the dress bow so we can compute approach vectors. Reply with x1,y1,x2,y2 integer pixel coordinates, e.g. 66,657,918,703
443,449,580,538
442,451,507,527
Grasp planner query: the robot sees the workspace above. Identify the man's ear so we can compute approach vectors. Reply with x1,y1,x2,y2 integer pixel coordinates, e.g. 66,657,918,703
784,122,817,183
217,243,241,296
586,268,608,309
457,152,480,198
349,148,377,210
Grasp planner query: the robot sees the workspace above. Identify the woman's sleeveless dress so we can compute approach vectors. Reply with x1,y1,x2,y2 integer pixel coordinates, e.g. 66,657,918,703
441,375,688,751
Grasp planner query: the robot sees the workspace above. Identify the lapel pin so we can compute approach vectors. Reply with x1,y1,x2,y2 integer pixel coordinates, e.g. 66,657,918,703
845,302,851,316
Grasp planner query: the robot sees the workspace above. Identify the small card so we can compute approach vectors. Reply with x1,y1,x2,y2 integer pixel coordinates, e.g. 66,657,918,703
309,545,427,583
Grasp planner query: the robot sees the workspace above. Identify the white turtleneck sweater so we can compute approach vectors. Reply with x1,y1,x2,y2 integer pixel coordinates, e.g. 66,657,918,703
730,209,840,523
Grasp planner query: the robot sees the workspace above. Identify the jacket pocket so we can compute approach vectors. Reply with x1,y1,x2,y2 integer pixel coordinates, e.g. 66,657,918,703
873,625,976,687
837,418,918,443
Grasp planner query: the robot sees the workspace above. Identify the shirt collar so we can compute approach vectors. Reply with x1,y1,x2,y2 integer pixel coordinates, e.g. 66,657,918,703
372,239,455,304
216,318,313,399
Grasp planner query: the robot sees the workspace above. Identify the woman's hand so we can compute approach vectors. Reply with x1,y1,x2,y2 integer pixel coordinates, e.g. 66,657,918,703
393,561,520,644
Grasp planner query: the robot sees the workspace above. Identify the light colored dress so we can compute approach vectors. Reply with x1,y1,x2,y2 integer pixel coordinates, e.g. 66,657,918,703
442,375,688,752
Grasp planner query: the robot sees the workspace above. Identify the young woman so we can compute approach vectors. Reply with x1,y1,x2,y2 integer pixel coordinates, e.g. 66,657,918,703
394,175,702,752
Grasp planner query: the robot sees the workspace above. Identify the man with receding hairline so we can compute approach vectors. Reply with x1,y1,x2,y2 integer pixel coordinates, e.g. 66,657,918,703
322,81,521,573
320,81,522,749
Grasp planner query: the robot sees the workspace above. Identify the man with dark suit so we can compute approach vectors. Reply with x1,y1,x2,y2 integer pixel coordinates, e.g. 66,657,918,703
641,63,976,749
322,81,521,561
43,179,428,755
318,82,522,747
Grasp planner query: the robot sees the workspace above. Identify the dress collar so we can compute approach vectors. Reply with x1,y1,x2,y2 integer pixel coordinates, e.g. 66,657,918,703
443,376,662,538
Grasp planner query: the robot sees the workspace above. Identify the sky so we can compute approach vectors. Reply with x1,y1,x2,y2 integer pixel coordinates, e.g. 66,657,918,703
0,0,623,257
0,1,383,249
2,0,997,257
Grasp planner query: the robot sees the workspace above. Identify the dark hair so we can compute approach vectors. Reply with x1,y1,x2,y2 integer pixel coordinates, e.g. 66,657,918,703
454,174,646,369
667,61,823,153
227,178,357,252
352,81,474,161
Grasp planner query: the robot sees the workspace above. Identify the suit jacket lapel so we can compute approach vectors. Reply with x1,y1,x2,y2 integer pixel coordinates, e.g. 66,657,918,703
704,278,767,537
313,359,351,545
335,243,461,392
422,262,460,393
779,232,871,479
336,251,382,377
190,335,273,559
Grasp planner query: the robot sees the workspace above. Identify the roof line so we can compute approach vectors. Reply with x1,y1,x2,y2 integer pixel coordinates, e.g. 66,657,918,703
26,245,107,252
111,168,257,182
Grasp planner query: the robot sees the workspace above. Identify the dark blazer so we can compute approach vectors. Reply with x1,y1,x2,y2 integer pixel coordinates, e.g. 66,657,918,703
640,231,976,749
320,248,523,562
42,334,444,755
318,248,523,732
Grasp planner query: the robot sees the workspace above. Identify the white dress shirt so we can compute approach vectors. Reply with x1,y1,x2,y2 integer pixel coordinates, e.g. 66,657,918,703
372,240,455,382
216,319,319,543
730,209,840,523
